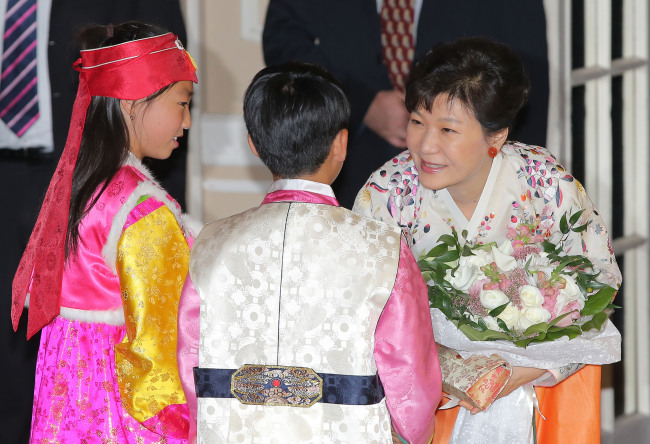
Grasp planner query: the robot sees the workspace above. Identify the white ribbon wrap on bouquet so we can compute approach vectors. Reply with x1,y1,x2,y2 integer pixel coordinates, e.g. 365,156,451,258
431,308,621,443
431,308,621,368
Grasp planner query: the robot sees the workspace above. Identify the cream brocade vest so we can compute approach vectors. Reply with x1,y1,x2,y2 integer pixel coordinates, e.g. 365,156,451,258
191,202,402,443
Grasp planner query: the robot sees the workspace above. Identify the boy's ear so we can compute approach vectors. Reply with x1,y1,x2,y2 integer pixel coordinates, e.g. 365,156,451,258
331,129,348,162
247,134,260,158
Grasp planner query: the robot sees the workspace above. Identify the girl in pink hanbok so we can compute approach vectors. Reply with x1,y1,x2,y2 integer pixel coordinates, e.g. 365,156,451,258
11,21,198,443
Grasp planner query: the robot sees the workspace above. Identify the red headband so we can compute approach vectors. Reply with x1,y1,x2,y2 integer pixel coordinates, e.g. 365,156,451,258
12,33,198,339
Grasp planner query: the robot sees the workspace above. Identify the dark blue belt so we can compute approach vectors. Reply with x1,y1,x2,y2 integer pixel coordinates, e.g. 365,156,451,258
194,366,384,406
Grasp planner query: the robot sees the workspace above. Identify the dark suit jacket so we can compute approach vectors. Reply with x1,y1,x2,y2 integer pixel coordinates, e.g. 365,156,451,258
47,0,189,207
263,0,548,208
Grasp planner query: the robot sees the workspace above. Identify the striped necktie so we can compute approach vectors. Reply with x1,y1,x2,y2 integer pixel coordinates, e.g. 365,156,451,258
0,0,39,137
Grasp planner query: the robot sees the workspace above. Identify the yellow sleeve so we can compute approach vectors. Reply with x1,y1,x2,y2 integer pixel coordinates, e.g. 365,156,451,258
114,201,190,429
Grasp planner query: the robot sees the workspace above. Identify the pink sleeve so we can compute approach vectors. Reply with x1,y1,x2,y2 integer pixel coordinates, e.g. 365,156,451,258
374,238,442,444
177,273,201,443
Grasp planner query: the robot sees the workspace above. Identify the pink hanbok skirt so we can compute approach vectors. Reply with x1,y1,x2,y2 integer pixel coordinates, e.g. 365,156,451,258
30,316,187,443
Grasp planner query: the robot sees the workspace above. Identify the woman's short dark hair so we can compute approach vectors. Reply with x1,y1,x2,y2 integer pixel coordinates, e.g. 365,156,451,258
243,62,350,178
405,37,530,135
67,21,172,257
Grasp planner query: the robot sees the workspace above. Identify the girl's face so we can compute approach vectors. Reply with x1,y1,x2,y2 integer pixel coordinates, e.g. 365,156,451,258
126,81,194,160
406,93,506,200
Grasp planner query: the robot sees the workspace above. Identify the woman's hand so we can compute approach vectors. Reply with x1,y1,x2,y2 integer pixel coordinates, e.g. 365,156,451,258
497,366,548,399
391,425,402,444
457,366,548,415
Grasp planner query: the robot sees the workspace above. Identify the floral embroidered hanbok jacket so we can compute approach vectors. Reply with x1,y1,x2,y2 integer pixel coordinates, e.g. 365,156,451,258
353,142,622,444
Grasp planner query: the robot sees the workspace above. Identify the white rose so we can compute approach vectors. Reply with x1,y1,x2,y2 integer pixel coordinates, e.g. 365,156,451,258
519,285,544,308
560,276,585,304
464,249,493,268
491,240,517,271
496,303,521,330
482,315,501,331
518,306,552,330
480,289,509,310
555,277,585,313
445,264,479,291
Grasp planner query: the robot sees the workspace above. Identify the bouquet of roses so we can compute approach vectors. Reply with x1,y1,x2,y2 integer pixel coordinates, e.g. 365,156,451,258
418,210,618,348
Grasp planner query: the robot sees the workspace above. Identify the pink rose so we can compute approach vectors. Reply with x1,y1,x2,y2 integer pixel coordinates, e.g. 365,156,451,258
554,300,581,327
542,289,558,318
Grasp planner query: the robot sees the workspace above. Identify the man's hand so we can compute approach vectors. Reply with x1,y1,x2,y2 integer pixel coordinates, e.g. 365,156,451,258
363,89,410,148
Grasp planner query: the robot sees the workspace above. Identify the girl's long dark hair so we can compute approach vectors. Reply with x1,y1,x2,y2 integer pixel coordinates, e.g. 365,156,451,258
66,21,171,257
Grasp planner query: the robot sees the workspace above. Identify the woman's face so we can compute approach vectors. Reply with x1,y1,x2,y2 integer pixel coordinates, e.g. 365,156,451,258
126,80,194,160
406,93,505,200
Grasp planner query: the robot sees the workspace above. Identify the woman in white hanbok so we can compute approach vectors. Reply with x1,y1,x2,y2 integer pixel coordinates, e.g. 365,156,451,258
354,37,621,444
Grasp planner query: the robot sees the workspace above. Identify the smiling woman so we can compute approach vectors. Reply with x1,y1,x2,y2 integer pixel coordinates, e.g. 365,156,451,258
406,95,507,220
353,37,622,444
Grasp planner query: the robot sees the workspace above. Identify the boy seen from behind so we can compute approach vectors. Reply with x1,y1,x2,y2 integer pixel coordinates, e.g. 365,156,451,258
177,62,442,444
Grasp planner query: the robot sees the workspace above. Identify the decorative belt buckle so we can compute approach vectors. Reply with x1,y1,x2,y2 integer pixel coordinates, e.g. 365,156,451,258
230,364,323,407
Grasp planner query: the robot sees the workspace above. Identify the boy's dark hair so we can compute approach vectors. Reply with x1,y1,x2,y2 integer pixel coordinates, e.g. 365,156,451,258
67,21,173,257
405,37,530,135
243,62,350,178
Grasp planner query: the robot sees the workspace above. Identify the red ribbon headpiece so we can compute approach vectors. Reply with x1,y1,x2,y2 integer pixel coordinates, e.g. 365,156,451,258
12,33,198,338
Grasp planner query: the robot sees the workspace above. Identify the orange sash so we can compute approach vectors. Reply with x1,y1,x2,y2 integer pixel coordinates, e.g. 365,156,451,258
432,365,601,444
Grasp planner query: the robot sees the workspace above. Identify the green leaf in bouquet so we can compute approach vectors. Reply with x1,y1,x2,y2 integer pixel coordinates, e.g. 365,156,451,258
581,279,611,292
456,322,510,341
514,334,544,348
456,315,475,329
522,321,552,336
427,243,451,259
545,325,582,341
429,287,453,318
581,286,617,316
581,311,608,332
436,249,460,264
496,317,511,333
559,213,569,234
572,222,590,233
437,234,458,246
524,255,533,272
488,302,509,317
418,260,435,272
476,317,489,332
542,240,561,254
554,256,585,270
575,271,604,292
568,209,585,226
461,244,475,257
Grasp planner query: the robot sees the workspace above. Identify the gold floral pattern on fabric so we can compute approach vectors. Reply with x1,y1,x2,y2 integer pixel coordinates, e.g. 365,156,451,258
115,204,190,423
